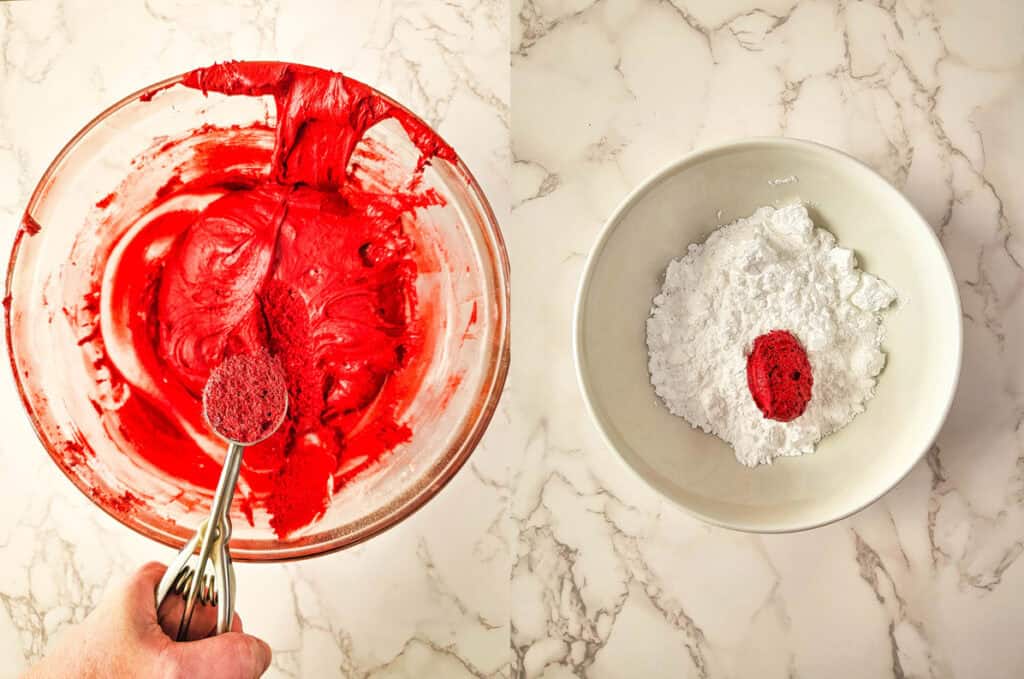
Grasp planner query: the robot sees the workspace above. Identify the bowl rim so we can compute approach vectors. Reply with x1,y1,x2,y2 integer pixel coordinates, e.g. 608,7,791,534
5,62,512,560
573,136,963,534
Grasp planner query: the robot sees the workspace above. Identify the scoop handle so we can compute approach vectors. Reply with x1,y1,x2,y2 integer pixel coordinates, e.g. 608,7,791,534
155,441,245,639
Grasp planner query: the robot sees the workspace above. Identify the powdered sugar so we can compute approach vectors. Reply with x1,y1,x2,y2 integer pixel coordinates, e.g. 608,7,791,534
646,204,897,466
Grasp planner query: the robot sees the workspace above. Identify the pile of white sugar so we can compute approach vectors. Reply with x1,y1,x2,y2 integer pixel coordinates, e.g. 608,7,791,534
646,204,897,466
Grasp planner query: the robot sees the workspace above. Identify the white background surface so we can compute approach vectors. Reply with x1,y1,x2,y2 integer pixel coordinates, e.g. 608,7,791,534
2,0,1024,677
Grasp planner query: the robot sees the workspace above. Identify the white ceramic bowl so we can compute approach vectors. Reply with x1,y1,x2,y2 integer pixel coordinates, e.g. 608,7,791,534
574,138,961,532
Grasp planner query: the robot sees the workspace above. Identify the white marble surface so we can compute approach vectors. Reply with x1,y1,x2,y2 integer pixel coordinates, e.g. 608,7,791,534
511,0,1024,677
0,1,510,678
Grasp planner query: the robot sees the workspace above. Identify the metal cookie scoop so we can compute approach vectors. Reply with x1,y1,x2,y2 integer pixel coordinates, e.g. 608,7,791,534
156,353,287,640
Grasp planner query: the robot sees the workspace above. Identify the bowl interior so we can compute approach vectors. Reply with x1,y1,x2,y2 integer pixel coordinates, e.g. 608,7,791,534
576,139,961,532
7,72,509,559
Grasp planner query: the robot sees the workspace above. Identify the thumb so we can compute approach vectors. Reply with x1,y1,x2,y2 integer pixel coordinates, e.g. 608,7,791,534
169,631,273,679
118,561,167,627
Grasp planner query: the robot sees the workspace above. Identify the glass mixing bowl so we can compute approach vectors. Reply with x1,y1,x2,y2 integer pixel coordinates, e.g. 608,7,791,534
6,66,509,561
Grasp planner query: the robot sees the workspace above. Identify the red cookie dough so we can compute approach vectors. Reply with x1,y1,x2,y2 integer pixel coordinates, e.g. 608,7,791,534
203,353,287,444
71,62,457,537
746,330,813,422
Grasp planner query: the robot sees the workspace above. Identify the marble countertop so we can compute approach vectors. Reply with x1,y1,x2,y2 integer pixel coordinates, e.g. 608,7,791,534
510,0,1023,677
1,0,1022,677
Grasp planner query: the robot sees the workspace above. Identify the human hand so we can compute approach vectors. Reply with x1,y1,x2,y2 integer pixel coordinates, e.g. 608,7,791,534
24,562,272,679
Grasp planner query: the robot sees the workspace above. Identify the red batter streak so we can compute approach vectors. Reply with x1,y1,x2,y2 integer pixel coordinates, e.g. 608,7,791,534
76,62,455,537
203,352,287,445
746,330,813,423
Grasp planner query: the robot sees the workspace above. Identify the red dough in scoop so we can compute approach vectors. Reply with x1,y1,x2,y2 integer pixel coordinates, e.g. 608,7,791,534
746,330,813,422
203,352,287,444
